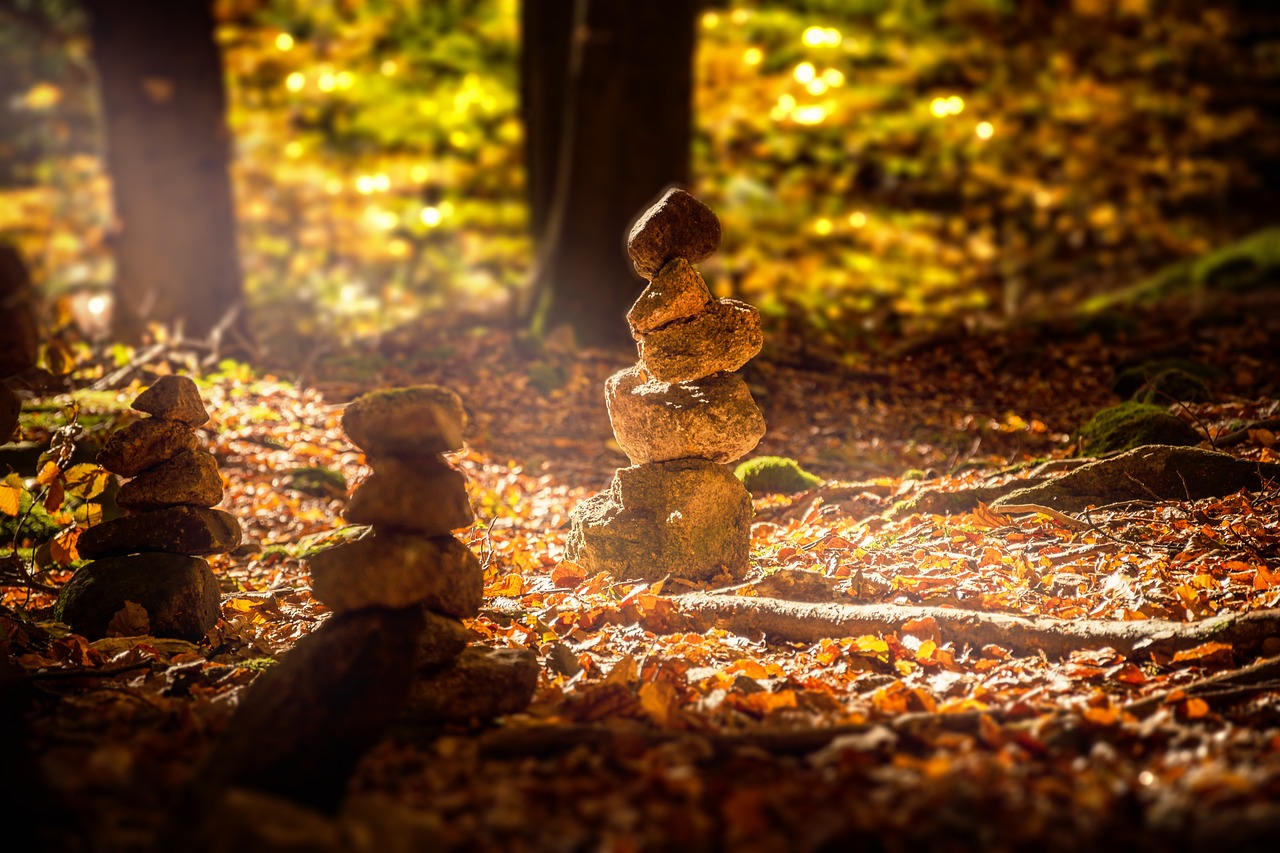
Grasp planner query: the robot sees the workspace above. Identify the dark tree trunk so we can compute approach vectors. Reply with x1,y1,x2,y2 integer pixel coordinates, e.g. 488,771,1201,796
522,0,696,348
85,0,245,344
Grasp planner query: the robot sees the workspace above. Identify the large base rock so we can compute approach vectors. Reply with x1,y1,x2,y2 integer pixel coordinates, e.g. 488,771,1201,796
401,646,539,726
307,532,483,618
78,506,242,558
638,299,763,383
565,459,753,582
606,365,764,465
55,553,220,640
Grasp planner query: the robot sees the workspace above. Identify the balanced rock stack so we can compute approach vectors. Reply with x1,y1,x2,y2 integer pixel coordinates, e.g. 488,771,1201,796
56,375,238,641
566,188,764,582
308,386,538,725
0,246,40,443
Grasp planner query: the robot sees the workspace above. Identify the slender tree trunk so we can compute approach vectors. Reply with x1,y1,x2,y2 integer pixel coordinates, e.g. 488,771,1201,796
522,0,696,348
85,0,245,344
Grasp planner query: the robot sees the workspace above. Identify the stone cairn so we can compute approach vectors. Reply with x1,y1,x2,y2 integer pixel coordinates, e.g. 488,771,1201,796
181,386,536,816
566,188,765,582
56,375,239,640
0,246,39,443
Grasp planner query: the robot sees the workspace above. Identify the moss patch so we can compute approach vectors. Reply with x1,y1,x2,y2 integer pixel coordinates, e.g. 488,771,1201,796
1112,358,1218,398
1077,402,1201,457
1132,369,1213,404
734,456,823,495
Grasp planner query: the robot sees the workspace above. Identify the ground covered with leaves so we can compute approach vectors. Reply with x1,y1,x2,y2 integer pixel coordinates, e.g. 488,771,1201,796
4,293,1280,851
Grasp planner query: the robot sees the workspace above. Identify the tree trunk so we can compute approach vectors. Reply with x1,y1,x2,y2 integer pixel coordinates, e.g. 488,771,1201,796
521,0,695,348
85,0,245,344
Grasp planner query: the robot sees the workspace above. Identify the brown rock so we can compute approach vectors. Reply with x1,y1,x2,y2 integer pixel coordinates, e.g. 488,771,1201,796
96,416,199,476
345,455,473,534
0,246,39,377
116,448,223,510
79,506,242,558
307,532,482,618
54,553,220,641
626,258,713,337
342,385,465,456
605,365,764,464
565,458,753,582
416,611,475,668
132,375,210,427
626,188,721,280
0,383,19,444
638,298,763,383
402,646,539,725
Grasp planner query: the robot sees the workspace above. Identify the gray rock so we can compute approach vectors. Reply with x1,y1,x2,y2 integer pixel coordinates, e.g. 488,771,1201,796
401,646,538,725
416,611,474,668
132,375,210,427
0,383,19,444
565,458,753,582
638,298,763,383
97,416,199,476
78,506,242,558
307,532,482,619
627,258,713,337
117,448,223,509
626,188,721,280
55,553,220,641
345,455,473,534
605,365,764,464
342,385,465,456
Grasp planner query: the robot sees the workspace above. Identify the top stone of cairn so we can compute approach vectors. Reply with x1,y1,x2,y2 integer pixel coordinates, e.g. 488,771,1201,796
341,385,466,456
626,188,721,280
132,375,209,427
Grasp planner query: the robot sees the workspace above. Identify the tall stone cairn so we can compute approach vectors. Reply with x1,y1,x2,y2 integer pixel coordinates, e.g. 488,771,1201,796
566,188,764,582
56,375,239,640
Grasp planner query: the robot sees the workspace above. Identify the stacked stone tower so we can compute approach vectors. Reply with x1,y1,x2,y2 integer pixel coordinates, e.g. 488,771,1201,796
566,189,765,582
57,375,239,640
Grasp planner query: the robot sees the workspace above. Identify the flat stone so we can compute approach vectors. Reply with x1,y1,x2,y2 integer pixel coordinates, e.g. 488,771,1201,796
565,458,753,582
627,258,713,337
96,416,199,476
54,553,220,641
1,384,19,444
132,375,210,427
116,448,223,509
416,610,474,668
401,646,539,726
626,188,721,280
78,506,242,558
345,455,473,534
605,365,764,464
639,298,763,383
307,532,482,619
342,385,465,456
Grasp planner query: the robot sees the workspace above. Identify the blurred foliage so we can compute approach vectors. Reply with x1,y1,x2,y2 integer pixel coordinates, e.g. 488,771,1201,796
1,0,1278,351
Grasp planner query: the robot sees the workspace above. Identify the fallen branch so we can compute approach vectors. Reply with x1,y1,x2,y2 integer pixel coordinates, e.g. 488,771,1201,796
989,503,1089,531
1123,653,1280,717
1215,418,1280,448
669,593,1280,659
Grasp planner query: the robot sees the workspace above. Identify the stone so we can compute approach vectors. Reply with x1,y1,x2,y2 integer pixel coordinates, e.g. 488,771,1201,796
1077,401,1201,457
565,459,753,582
0,246,39,377
117,448,224,509
626,188,721,280
0,384,19,444
344,455,473,534
1132,369,1213,404
55,553,220,641
416,611,475,669
132,375,210,427
605,365,764,464
626,258,713,337
638,298,763,383
401,646,539,725
307,532,483,618
78,506,242,558
341,386,465,457
96,416,200,476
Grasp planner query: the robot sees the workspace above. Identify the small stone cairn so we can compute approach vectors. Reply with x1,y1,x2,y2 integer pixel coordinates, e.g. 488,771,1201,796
566,188,764,582
307,386,538,724
57,375,239,640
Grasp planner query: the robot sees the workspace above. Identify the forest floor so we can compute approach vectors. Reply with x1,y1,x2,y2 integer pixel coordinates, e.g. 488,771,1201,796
4,290,1280,852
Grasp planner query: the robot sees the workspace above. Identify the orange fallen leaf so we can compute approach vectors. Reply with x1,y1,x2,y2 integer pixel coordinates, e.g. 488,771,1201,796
1172,641,1234,666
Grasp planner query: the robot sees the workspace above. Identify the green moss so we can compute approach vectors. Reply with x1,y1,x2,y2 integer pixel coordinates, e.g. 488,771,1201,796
1077,402,1201,457
1113,358,1218,398
0,489,62,543
280,466,347,497
733,456,823,495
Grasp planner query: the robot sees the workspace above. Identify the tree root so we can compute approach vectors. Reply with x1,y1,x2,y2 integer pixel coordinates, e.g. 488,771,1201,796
669,593,1280,659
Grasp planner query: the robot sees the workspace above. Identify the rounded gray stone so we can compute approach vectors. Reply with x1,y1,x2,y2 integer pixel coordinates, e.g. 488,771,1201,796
116,448,224,509
345,455,473,534
97,416,199,477
626,188,721,280
605,365,765,465
626,257,713,338
55,553,220,641
132,375,210,427
78,506,242,558
638,298,763,383
341,385,466,456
